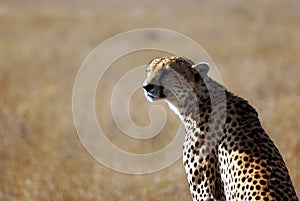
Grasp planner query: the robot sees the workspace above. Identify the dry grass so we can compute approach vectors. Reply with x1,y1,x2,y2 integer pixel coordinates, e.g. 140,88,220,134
0,0,299,200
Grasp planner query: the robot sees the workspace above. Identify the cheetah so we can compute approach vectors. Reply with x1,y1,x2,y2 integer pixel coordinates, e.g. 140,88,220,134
143,56,298,201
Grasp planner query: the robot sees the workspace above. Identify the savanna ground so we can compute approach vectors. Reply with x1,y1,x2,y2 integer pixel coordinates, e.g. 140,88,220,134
0,0,299,200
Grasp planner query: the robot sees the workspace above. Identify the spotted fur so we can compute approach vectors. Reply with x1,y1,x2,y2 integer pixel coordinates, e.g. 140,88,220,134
143,56,298,201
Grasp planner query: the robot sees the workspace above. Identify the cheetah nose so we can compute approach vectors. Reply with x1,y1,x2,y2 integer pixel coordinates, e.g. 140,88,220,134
143,84,155,92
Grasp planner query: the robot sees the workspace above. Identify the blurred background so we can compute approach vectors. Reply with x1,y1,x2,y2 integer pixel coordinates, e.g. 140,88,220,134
0,0,299,200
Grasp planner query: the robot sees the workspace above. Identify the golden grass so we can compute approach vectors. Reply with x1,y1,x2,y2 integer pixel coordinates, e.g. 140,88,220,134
0,0,299,200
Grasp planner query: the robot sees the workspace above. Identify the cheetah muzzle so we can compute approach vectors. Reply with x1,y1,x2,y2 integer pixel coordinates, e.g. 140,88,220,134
143,56,299,201
143,84,166,102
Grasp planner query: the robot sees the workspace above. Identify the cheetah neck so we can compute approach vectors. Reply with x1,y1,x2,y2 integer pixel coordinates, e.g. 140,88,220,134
166,77,226,125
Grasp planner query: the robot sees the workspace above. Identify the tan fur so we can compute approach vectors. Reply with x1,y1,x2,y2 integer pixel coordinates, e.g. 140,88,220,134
143,56,298,201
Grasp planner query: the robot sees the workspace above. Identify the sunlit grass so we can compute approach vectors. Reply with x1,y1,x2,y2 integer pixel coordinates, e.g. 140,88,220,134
0,0,299,200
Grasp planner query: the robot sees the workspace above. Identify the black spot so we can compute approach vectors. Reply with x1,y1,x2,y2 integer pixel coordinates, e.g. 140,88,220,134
248,142,254,147
206,127,211,132
239,141,246,146
254,153,260,158
254,174,260,179
205,115,209,121
229,110,235,115
206,171,210,177
255,165,261,170
226,117,232,124
237,160,242,166
207,108,212,113
233,146,238,152
159,86,166,98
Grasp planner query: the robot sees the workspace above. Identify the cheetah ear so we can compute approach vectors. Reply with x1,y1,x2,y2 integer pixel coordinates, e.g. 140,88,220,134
192,62,210,76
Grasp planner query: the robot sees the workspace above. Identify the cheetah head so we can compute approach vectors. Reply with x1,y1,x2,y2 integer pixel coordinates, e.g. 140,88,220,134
143,56,209,114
